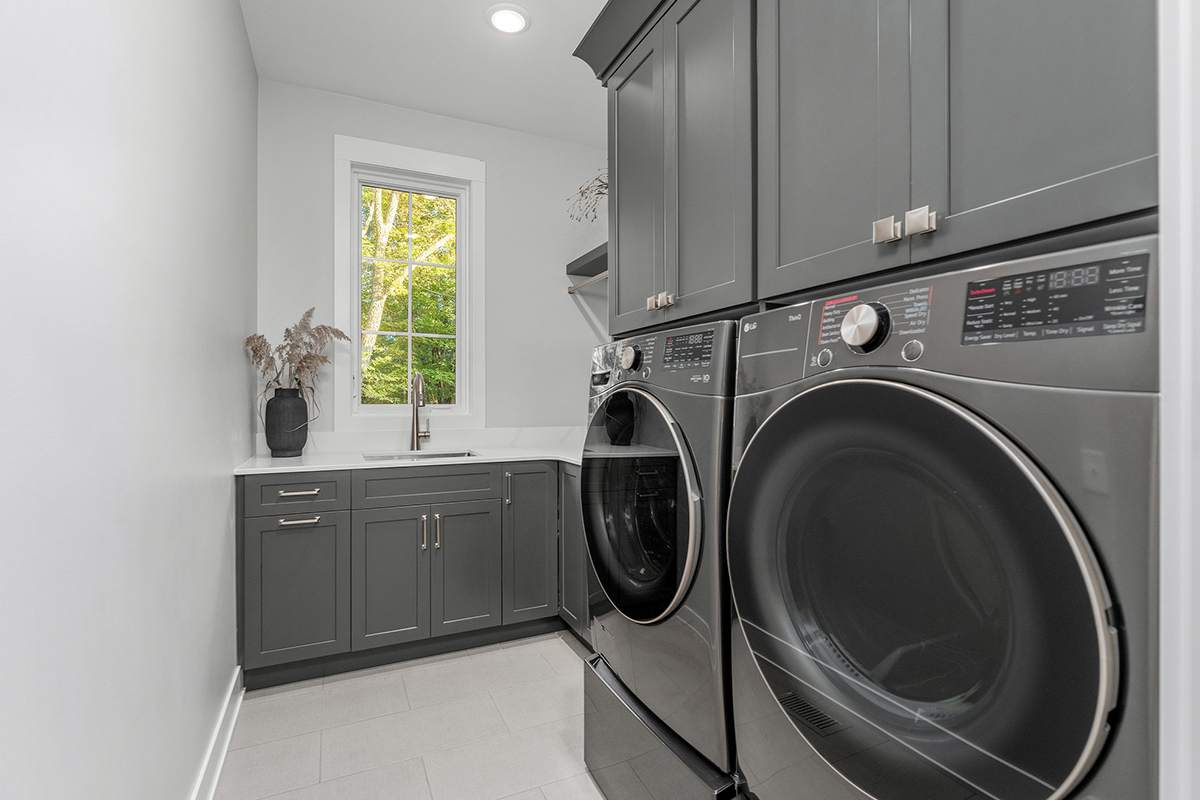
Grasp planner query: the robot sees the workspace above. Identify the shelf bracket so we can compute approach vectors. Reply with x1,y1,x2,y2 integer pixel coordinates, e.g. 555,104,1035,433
567,270,609,295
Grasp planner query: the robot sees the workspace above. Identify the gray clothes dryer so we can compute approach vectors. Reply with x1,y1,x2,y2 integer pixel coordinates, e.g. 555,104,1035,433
727,237,1158,800
582,321,738,800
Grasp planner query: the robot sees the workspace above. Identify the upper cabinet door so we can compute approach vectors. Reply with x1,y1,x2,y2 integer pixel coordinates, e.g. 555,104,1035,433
758,0,912,299
908,0,1157,263
660,0,755,322
609,26,665,336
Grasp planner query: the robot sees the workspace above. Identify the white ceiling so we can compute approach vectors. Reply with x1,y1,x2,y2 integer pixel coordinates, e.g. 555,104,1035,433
239,0,609,149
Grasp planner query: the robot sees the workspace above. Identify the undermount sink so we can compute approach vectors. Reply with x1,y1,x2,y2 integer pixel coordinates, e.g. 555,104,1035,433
362,450,478,462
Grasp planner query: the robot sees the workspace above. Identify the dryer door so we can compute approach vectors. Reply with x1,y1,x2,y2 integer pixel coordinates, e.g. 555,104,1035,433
727,379,1117,800
582,387,702,625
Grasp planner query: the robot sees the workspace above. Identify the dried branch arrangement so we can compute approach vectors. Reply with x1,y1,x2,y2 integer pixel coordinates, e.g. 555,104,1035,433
568,169,609,222
245,308,349,420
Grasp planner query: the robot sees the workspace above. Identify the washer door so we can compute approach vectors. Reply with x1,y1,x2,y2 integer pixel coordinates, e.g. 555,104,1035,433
582,387,702,625
727,379,1117,800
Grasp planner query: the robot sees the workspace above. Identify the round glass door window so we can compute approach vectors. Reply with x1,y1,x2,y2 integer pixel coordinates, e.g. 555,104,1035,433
727,379,1117,800
582,387,701,624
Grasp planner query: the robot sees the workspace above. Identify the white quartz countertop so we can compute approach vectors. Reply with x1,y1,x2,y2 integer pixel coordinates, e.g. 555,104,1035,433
234,427,585,475
235,446,581,475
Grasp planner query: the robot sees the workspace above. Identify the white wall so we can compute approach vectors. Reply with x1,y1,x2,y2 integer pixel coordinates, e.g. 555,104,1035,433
0,2,258,799
256,79,607,439
1157,0,1200,795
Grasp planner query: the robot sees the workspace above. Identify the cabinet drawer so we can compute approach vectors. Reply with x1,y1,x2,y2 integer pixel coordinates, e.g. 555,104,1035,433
353,463,503,509
244,472,351,517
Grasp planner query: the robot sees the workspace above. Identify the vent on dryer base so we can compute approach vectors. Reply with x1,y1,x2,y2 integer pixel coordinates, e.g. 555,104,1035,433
777,692,848,736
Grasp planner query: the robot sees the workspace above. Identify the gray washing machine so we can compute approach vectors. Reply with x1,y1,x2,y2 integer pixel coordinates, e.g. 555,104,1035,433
582,321,738,800
727,236,1158,800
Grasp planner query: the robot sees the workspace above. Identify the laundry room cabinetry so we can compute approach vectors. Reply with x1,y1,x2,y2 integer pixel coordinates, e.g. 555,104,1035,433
557,462,591,642
758,0,1157,298
608,0,754,336
243,511,352,669
238,462,560,671
502,462,560,625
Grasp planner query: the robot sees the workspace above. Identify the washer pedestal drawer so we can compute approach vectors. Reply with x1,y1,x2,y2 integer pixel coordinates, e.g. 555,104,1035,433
584,655,738,800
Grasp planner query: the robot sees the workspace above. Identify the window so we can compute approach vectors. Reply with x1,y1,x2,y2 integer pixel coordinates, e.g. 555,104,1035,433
359,184,459,406
333,136,486,431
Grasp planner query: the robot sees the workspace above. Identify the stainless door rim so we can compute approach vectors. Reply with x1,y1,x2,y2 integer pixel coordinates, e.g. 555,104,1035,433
583,384,704,626
726,377,1118,800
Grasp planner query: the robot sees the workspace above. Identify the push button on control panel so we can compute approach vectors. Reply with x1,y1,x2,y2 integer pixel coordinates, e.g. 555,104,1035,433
901,340,925,362
816,349,833,368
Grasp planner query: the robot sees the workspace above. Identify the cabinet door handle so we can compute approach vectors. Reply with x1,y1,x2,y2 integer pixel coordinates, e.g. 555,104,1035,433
647,295,658,311
434,513,442,549
421,514,428,551
905,206,938,236
872,216,903,244
278,516,321,527
506,472,513,505
278,488,321,497
656,291,675,308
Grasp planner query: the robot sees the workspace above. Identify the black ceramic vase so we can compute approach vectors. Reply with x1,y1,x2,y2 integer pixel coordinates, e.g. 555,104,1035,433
265,387,308,457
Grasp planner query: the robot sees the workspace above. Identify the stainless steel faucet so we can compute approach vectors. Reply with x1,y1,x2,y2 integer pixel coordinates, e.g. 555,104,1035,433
410,371,431,450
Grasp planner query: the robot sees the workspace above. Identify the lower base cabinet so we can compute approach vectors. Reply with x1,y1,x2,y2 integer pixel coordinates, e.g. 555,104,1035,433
558,463,591,642
503,462,560,625
432,500,504,636
352,500,504,651
244,511,352,669
352,506,431,650
240,462,563,671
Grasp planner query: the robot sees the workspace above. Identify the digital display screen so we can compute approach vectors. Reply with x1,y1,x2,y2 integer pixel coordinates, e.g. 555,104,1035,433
662,329,715,370
962,254,1147,345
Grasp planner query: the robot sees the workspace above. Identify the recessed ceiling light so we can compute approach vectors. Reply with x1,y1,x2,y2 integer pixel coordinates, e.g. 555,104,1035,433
487,3,530,34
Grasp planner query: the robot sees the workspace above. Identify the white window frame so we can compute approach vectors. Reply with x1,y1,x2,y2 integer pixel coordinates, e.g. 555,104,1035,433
333,135,486,431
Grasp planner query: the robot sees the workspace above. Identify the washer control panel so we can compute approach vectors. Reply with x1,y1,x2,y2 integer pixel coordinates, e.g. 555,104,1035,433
590,321,736,400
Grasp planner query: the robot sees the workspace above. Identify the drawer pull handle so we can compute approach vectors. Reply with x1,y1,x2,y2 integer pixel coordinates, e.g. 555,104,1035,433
434,513,442,549
278,488,321,497
279,516,321,527
421,514,429,551
506,472,513,505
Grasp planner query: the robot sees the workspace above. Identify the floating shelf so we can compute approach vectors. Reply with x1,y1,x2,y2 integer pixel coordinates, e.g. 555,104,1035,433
567,243,608,294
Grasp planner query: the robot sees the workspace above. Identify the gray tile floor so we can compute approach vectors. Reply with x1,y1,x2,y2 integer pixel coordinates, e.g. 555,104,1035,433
216,632,604,800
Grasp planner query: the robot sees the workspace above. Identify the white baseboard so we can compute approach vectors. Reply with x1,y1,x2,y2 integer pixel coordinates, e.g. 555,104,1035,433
190,666,244,800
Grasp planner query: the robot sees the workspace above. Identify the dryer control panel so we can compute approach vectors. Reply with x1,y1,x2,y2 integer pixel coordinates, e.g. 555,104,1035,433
961,254,1148,344
735,235,1158,395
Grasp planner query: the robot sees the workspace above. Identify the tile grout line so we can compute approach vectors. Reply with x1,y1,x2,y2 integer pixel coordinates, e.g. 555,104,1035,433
419,756,436,800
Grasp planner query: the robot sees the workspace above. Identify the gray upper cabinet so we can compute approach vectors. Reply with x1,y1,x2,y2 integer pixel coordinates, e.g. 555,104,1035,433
431,500,503,637
908,0,1157,263
502,462,560,625
660,0,755,324
757,0,911,298
758,0,1156,300
609,25,665,335
608,0,754,336
352,506,431,651
244,511,351,669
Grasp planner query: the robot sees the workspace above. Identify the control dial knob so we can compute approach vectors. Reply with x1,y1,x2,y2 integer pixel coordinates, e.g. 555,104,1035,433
840,302,891,354
620,345,642,371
